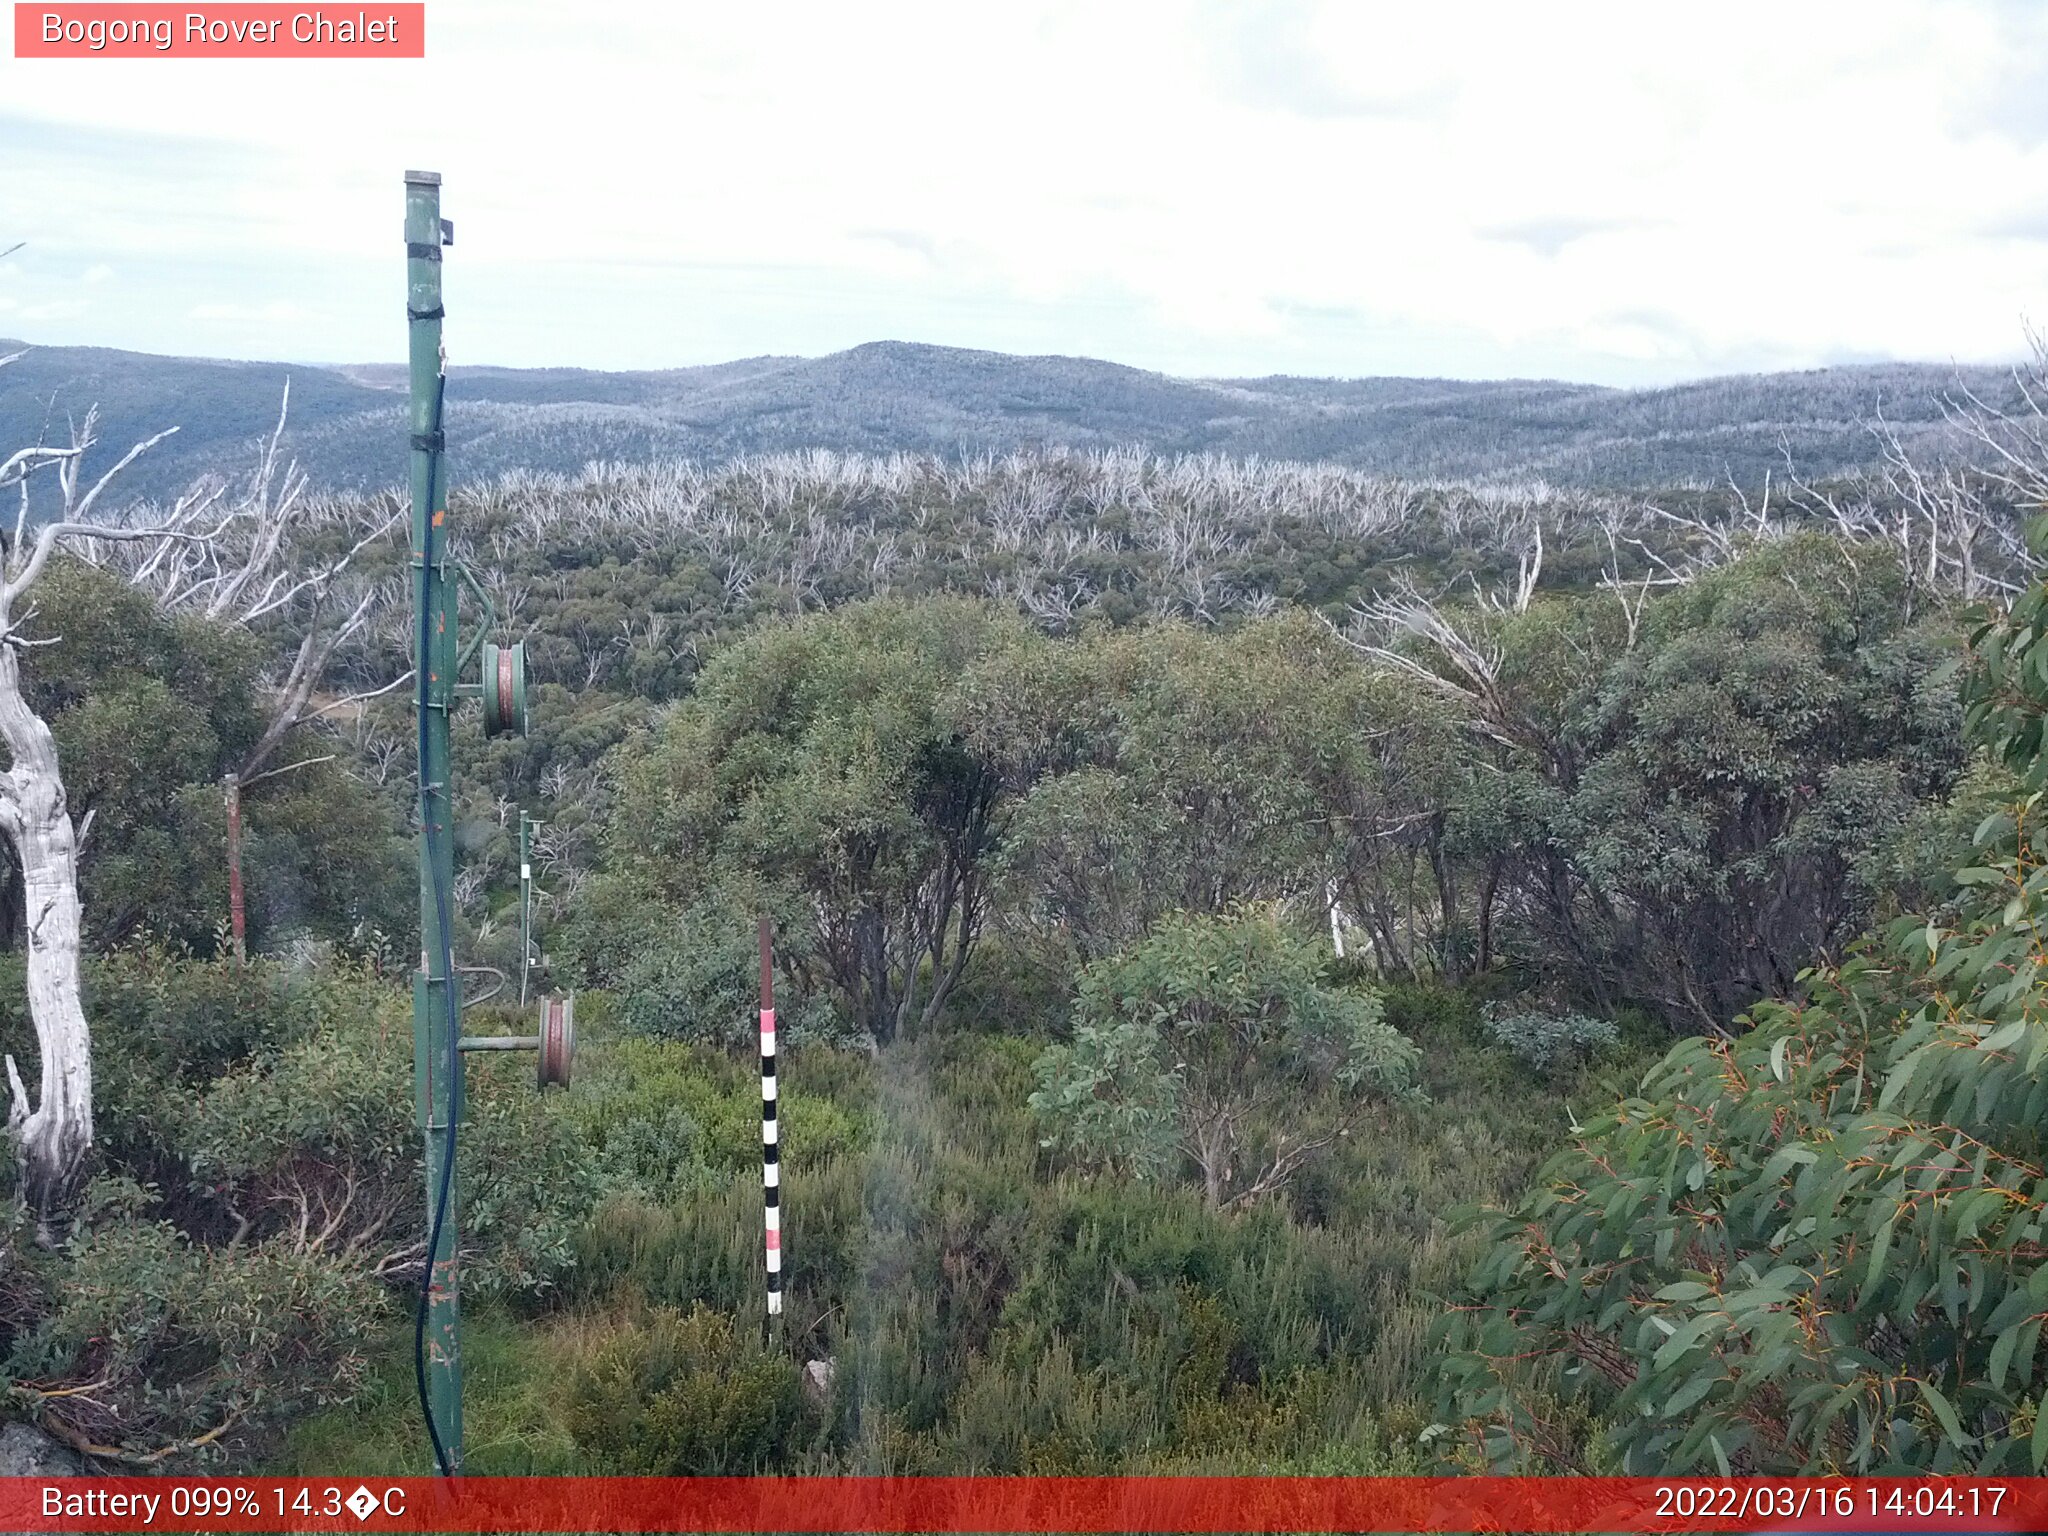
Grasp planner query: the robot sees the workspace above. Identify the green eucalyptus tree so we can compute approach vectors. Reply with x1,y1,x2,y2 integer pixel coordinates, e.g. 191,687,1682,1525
974,613,1458,970
607,597,1044,1047
1436,522,2048,1473
1031,911,1420,1208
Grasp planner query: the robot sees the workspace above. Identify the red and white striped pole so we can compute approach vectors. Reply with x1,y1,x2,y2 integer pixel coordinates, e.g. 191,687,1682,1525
758,918,782,1320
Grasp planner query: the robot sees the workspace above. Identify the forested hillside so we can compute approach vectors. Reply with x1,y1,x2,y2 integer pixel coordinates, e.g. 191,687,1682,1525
5,347,2048,1480
0,335,2026,508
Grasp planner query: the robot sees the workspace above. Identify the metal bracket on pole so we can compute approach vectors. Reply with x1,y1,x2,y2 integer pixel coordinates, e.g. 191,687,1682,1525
458,994,575,1089
453,561,496,676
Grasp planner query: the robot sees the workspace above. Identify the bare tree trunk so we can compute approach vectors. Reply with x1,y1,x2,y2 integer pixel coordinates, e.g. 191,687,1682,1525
0,640,93,1247
1195,1125,1227,1209
1428,818,1460,981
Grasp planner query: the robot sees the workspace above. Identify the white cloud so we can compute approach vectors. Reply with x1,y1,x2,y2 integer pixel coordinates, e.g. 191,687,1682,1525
189,301,310,323
0,0,2042,383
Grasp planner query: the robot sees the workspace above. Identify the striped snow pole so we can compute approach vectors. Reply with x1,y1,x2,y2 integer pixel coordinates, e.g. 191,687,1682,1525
759,918,782,1319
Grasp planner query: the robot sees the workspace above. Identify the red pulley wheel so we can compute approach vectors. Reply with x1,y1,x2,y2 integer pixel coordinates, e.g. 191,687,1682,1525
480,640,528,737
537,994,575,1088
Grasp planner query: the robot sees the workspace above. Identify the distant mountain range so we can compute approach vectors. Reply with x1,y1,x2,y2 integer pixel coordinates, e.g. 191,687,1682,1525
0,337,2020,505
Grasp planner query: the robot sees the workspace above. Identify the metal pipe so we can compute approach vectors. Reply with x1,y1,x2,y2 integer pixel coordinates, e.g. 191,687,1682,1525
518,813,533,1006
457,1035,541,1052
405,166,463,1477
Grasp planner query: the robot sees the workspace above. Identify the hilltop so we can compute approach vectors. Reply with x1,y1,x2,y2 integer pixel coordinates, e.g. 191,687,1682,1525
0,335,2018,504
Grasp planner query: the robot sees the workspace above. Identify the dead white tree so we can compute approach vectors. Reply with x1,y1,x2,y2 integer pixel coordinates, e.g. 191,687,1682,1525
1471,516,1545,615
0,393,221,1246
1597,519,1672,651
1343,577,1529,752
1855,371,2046,604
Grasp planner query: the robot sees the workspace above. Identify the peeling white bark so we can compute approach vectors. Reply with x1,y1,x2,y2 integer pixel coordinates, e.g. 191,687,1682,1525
0,374,207,1246
0,635,92,1246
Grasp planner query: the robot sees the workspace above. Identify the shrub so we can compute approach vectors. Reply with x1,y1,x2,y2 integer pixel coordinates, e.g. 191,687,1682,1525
568,1035,869,1200
149,989,600,1299
1360,975,1479,1034
4,1211,385,1463
602,598,1044,1046
1031,911,1420,1207
560,1018,1563,1475
566,1304,807,1473
3,952,599,1464
1479,1007,1619,1073
612,896,845,1049
86,948,328,1090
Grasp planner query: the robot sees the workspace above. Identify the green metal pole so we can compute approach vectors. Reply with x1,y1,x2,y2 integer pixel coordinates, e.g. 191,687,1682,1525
519,813,532,1007
405,168,463,1474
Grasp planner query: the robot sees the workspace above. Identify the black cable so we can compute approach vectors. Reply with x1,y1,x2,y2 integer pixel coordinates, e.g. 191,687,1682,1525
413,368,459,1480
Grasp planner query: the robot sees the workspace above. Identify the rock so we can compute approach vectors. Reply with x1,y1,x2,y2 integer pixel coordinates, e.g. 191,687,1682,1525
283,936,335,975
802,1358,835,1404
0,1421,85,1476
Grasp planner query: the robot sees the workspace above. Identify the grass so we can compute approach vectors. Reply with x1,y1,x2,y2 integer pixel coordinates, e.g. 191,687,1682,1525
277,1306,596,1476
277,964,1661,1476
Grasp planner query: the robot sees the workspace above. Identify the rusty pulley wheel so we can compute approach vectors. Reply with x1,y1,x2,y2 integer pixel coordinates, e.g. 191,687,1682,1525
537,993,575,1089
480,640,528,738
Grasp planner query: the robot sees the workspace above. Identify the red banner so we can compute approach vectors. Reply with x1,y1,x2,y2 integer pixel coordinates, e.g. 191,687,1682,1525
3,1476,2043,1533
12,4,424,57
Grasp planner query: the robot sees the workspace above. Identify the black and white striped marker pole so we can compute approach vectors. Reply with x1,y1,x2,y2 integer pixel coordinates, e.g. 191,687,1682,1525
759,918,782,1320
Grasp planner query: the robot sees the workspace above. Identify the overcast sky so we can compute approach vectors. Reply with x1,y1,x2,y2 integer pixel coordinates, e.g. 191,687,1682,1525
2,0,2045,385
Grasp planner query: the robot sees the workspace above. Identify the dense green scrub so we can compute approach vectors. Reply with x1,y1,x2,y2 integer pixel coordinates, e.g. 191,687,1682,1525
579,545,1963,1060
0,954,593,1461
273,973,1650,1474
1435,520,2048,1474
0,509,2028,1476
